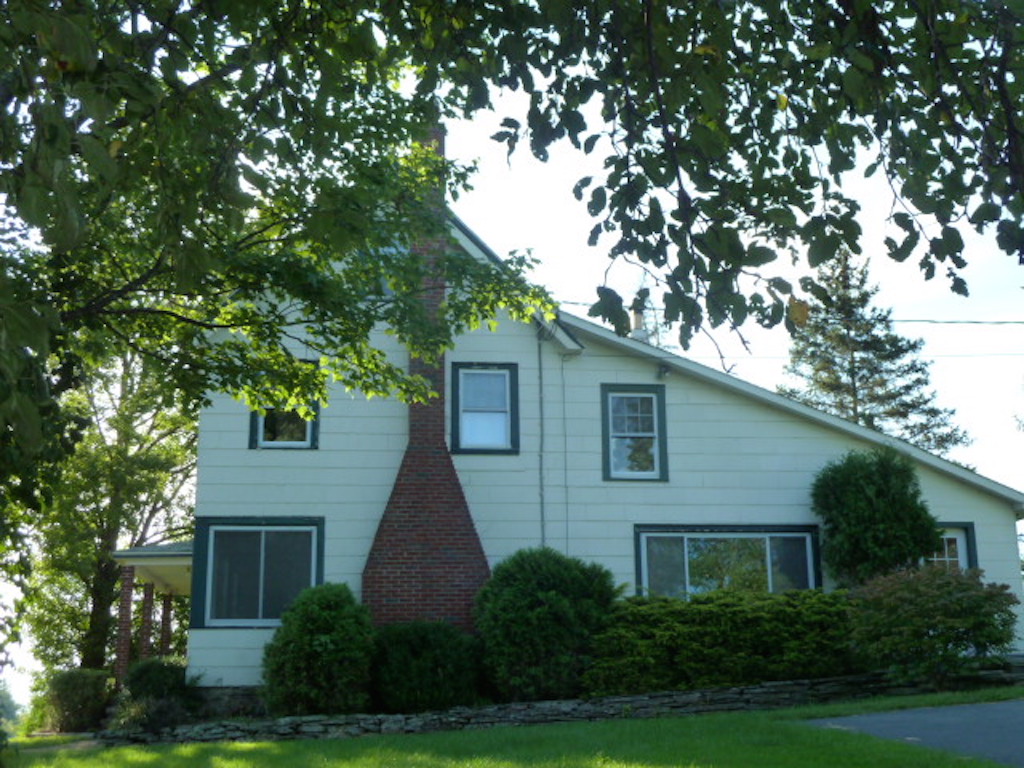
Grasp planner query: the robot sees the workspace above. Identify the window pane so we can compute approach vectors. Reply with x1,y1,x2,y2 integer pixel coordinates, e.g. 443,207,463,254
646,537,686,598
611,436,655,473
262,531,314,619
263,410,309,443
462,371,507,410
770,537,810,592
211,530,261,619
687,538,768,594
462,412,509,448
611,396,654,434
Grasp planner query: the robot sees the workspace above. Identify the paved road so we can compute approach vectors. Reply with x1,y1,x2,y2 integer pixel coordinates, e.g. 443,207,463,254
810,699,1024,767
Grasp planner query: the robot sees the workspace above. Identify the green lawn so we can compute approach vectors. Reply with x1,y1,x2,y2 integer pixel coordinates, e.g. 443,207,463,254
5,717,1005,768
8,689,1023,768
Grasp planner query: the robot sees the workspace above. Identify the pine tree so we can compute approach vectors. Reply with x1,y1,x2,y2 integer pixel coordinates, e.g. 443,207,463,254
780,252,970,457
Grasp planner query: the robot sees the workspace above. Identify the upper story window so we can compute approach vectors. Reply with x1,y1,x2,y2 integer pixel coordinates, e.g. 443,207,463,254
925,525,975,571
601,384,667,480
637,526,819,597
452,363,519,454
198,518,323,628
249,406,319,449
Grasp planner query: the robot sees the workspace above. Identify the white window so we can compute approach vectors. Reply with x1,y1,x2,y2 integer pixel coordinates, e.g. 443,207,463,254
926,527,970,571
206,525,317,626
602,385,666,480
639,529,816,597
453,364,518,453
251,407,318,449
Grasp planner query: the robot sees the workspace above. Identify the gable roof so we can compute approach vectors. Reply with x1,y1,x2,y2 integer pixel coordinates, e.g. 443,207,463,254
554,311,1024,514
449,214,1023,511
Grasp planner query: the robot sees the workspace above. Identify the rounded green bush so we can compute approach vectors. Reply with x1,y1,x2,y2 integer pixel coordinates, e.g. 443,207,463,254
124,657,190,701
475,547,618,702
262,583,375,715
850,566,1019,689
370,622,480,713
45,669,112,732
117,656,200,733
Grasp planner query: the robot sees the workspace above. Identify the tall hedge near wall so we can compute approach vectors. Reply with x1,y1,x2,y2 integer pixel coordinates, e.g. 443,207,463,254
584,590,863,696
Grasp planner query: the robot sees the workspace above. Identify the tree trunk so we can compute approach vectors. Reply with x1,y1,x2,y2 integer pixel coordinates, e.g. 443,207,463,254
79,550,121,670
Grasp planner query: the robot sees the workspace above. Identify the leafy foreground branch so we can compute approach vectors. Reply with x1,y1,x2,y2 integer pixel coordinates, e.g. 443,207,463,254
1,0,1022,654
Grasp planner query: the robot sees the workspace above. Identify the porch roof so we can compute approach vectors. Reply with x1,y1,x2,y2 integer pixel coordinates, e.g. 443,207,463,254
113,540,193,595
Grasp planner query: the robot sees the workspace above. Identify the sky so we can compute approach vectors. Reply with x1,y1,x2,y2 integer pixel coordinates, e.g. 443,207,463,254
445,111,1024,493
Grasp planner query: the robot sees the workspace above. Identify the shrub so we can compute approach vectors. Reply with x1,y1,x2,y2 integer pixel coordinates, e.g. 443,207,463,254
114,657,200,733
475,547,619,702
45,669,112,732
370,622,480,713
850,566,1019,689
584,590,862,696
124,657,192,700
812,447,942,586
262,583,375,715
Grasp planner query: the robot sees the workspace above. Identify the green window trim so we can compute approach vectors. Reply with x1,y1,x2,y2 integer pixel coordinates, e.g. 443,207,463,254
451,363,520,454
601,384,668,481
634,524,822,597
248,404,320,449
190,516,325,629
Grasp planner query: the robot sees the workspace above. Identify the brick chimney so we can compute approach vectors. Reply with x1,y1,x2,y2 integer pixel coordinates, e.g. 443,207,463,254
361,127,490,631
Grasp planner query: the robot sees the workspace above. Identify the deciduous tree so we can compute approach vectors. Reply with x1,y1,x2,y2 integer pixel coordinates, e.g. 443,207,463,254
2,0,1021,654
23,352,194,672
779,251,969,456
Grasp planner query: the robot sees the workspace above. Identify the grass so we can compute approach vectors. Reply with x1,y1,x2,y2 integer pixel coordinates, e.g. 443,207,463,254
6,687,1023,768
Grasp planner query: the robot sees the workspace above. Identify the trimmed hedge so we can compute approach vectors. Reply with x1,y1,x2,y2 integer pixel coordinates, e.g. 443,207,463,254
476,547,619,702
262,583,374,715
584,590,863,696
370,622,480,713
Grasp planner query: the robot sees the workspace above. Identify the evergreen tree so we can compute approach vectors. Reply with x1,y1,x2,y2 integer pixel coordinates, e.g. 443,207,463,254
779,252,969,457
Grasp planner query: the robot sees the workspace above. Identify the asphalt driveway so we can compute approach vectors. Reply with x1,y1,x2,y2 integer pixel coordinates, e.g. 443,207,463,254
810,699,1024,767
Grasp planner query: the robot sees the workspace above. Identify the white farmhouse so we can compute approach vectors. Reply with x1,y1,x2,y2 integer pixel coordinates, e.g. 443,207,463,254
115,217,1024,694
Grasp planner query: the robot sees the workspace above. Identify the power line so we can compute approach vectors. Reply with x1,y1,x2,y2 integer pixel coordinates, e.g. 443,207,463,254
556,300,1024,327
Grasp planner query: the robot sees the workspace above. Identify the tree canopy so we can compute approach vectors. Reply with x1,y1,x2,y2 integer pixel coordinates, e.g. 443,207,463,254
780,250,970,456
1,0,1021,653
24,351,194,672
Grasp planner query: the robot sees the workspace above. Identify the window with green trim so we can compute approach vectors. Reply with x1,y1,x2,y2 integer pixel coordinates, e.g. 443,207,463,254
206,524,318,626
249,405,319,449
601,385,667,480
637,526,818,597
452,363,519,454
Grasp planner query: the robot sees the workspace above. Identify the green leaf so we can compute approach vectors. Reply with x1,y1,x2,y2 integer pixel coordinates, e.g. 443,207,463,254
572,176,593,201
968,201,1001,227
77,133,118,182
744,245,775,267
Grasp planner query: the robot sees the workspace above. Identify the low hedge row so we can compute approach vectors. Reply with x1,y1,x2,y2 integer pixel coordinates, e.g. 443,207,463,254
257,553,1018,717
584,590,863,696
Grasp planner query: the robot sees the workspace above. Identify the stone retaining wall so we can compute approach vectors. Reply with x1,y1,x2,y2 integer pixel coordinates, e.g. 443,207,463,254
101,673,903,745
101,668,1024,746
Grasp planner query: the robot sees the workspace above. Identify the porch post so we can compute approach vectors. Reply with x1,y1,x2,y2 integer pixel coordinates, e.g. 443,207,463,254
114,565,135,684
159,593,174,656
139,582,155,660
